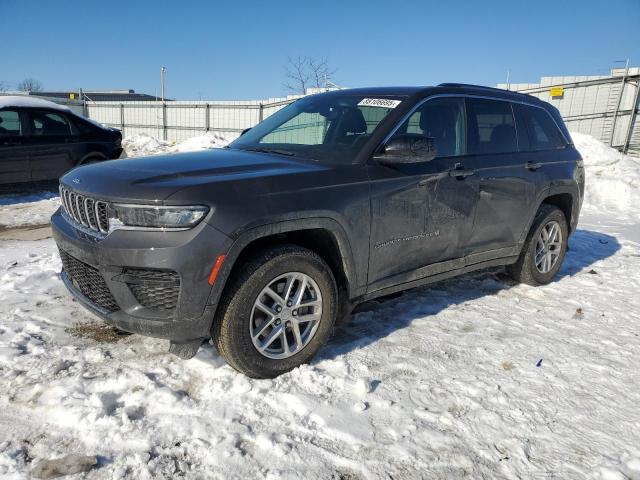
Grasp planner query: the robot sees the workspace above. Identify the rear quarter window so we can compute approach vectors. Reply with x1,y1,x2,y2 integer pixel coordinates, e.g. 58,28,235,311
522,105,567,151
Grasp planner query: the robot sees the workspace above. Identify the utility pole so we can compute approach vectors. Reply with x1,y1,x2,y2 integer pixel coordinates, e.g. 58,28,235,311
160,67,167,101
506,69,511,91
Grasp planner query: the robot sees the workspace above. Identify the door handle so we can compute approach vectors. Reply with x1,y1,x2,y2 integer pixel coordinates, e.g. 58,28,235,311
64,138,79,143
2,141,20,147
448,166,475,178
525,161,543,171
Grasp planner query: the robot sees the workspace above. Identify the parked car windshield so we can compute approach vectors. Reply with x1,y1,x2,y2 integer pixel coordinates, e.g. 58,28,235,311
229,94,407,163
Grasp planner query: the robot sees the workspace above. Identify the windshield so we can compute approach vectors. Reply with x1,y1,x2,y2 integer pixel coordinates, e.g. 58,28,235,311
229,94,407,163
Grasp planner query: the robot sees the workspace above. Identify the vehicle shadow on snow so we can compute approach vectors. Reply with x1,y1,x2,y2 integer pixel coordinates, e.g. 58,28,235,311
318,228,621,362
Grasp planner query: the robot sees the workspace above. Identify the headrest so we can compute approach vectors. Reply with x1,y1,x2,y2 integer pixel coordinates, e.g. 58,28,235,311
490,124,516,149
419,105,455,135
341,108,367,134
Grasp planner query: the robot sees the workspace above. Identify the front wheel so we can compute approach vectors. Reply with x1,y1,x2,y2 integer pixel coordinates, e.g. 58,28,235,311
507,205,568,286
212,245,337,378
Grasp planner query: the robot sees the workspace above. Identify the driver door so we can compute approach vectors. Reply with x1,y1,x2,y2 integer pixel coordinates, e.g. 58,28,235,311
367,97,479,291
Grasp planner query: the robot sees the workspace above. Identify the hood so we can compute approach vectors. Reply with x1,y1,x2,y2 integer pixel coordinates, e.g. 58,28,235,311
60,148,326,203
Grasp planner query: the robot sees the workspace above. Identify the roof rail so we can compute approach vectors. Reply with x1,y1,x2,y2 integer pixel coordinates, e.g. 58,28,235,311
438,83,535,98
438,83,506,92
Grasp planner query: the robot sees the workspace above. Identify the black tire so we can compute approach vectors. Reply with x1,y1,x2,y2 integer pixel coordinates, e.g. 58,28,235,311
80,155,104,166
212,244,337,378
507,204,568,286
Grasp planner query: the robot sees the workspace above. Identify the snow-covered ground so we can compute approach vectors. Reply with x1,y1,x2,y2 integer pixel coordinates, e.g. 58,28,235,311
1,134,639,479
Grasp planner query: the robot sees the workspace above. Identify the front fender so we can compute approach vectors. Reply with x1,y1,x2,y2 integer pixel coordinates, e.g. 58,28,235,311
206,216,361,311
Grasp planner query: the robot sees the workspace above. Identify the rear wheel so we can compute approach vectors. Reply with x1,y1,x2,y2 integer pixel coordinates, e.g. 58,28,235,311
507,205,568,285
212,245,337,378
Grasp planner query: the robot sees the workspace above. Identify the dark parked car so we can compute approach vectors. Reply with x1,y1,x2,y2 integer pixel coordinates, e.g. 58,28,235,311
52,84,584,378
0,96,122,185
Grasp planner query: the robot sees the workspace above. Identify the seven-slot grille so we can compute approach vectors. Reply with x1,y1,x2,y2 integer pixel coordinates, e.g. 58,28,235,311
59,185,109,234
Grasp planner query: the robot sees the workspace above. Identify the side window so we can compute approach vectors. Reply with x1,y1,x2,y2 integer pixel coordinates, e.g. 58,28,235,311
391,97,467,157
467,98,517,154
28,110,72,136
0,110,22,137
523,105,567,151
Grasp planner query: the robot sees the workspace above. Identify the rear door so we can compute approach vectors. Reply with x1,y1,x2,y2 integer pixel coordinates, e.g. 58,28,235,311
463,98,537,259
23,109,76,181
0,109,29,184
367,97,479,288
516,102,569,186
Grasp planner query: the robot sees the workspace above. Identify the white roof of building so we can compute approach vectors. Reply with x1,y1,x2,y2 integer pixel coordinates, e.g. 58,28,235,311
0,95,72,112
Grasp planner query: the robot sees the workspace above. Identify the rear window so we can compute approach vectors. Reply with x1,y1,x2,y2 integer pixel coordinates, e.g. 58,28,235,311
522,105,567,151
0,110,21,136
467,98,517,154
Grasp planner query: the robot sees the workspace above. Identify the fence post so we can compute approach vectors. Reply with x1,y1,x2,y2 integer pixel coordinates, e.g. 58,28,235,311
610,67,629,146
120,103,125,137
623,79,640,154
205,103,210,132
162,102,167,141
259,103,264,122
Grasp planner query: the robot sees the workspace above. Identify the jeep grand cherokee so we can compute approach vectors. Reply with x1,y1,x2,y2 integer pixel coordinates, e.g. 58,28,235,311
51,84,584,378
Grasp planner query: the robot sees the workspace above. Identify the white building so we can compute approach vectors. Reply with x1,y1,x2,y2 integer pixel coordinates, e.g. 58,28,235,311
498,67,640,157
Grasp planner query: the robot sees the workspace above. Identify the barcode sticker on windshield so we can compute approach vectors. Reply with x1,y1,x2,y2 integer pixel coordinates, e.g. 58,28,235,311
358,98,402,109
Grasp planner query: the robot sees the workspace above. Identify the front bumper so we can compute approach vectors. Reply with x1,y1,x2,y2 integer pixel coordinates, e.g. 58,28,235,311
51,208,232,343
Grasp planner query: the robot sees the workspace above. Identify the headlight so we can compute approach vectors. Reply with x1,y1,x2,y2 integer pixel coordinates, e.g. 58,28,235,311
109,204,209,230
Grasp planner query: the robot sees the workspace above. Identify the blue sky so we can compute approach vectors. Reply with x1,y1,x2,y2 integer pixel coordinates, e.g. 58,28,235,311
1,0,638,100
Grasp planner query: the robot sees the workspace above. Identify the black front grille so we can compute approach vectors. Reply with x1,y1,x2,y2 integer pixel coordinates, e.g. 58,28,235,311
59,249,119,313
124,268,180,311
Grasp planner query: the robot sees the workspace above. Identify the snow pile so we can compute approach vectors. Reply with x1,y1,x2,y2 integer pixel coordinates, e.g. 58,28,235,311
122,132,233,158
571,131,640,219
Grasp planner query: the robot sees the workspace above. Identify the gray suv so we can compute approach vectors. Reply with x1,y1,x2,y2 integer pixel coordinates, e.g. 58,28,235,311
52,85,584,378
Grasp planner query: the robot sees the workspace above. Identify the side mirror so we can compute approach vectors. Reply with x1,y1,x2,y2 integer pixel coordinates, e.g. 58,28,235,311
240,127,252,136
376,134,437,165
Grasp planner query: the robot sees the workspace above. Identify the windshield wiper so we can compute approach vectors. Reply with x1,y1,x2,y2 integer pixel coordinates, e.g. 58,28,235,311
242,147,295,157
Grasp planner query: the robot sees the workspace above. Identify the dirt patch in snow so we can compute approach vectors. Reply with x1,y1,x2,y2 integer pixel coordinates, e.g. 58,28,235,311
66,322,132,343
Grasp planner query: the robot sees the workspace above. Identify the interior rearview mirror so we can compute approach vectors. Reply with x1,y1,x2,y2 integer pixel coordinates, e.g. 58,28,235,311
376,134,437,165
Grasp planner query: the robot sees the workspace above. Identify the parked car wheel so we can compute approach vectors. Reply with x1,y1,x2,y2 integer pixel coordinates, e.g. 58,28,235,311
212,245,337,378
507,205,568,285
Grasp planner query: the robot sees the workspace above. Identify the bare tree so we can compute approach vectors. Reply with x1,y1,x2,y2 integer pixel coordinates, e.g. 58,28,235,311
0,81,8,92
284,56,336,94
17,78,43,92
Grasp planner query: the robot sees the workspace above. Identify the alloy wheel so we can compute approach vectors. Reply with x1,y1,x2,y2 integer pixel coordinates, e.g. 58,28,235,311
249,272,323,359
534,220,563,274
